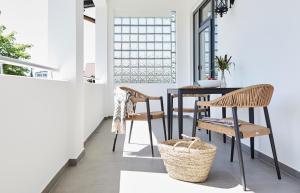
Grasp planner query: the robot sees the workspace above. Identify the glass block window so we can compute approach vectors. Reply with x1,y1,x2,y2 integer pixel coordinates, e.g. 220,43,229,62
114,12,176,83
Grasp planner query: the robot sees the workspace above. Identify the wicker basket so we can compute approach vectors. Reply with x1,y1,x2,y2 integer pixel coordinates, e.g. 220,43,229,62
158,135,217,183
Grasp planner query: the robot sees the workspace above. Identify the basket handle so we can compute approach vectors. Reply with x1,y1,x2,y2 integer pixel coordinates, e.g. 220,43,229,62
173,134,202,152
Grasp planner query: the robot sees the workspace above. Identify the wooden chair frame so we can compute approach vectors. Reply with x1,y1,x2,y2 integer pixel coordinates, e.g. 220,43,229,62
194,84,281,191
112,87,167,157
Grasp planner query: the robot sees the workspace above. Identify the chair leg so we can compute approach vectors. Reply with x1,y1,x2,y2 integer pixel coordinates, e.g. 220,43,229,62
230,137,235,162
264,107,281,179
162,117,167,141
208,130,212,141
128,120,134,143
146,99,154,157
112,133,118,152
232,107,247,191
192,101,198,137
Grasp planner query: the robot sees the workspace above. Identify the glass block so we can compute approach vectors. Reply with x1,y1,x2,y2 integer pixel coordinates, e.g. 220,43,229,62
114,76,122,83
163,43,171,50
140,76,147,83
163,34,171,41
122,18,130,25
114,51,121,58
131,18,138,25
155,59,163,66
147,43,154,50
131,59,139,67
139,51,146,58
122,35,130,41
139,18,146,25
147,68,155,75
131,68,139,75
155,34,163,42
147,18,155,25
147,59,155,66
164,68,171,75
172,33,176,42
163,26,171,34
155,68,163,75
114,59,122,66
163,18,171,25
147,34,154,42
114,67,122,75
155,51,162,58
122,51,130,58
130,51,138,58
123,68,130,75
114,18,122,25
139,68,147,75
122,59,130,66
122,43,130,50
171,23,176,31
163,59,171,66
114,43,121,50
131,43,138,50
139,35,146,42
139,43,146,50
131,26,138,33
155,43,162,50
172,43,176,52
114,34,121,41
114,26,121,33
155,18,162,25
130,34,138,42
139,26,146,33
147,76,156,83
122,76,130,83
139,59,146,66
147,51,155,58
163,51,171,58
122,26,130,33
147,26,154,33
155,26,162,33
131,76,139,83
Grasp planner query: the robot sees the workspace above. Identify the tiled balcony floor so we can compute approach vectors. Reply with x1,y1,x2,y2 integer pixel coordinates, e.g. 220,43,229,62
51,118,300,193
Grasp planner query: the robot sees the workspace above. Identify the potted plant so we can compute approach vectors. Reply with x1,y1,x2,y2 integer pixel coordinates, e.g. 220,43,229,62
215,54,234,87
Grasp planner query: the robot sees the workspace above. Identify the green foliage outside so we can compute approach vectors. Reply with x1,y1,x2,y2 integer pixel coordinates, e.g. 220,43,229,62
0,25,32,76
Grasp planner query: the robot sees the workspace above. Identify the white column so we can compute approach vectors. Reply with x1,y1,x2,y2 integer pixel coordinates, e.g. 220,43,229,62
48,0,85,159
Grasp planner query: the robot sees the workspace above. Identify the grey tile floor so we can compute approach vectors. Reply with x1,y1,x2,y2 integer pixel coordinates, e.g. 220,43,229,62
50,118,300,193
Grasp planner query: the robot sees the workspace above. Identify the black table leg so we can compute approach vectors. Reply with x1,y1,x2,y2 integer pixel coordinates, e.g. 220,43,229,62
222,107,227,143
249,107,255,159
167,93,171,140
178,92,183,139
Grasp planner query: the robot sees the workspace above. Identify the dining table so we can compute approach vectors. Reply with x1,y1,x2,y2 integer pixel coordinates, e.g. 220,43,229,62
167,86,256,159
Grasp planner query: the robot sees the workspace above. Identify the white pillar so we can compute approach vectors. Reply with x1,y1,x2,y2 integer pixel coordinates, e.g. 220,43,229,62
48,0,85,159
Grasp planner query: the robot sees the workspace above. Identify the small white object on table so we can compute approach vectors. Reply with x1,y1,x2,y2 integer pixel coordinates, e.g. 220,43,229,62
197,80,221,88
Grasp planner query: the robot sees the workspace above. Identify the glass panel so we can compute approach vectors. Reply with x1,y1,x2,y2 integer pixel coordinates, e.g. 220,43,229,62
199,27,211,80
201,1,212,23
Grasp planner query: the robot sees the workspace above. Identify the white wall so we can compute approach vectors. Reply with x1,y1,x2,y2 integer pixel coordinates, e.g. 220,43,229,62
83,83,106,140
218,0,300,171
104,0,201,114
0,0,48,65
0,75,71,193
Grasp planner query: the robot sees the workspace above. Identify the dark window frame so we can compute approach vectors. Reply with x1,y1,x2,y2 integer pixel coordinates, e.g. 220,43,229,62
193,0,216,84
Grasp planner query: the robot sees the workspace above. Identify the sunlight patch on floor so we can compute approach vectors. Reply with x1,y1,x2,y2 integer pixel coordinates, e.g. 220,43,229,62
119,171,254,193
122,121,160,159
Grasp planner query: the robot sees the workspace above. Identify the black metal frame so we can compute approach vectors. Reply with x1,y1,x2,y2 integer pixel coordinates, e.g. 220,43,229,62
193,0,216,83
112,97,167,157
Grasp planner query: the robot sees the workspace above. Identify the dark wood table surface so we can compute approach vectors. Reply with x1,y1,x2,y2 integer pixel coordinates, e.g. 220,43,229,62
167,87,256,159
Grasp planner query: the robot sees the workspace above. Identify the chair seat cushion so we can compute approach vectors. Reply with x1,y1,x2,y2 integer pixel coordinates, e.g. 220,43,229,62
173,108,208,113
127,111,164,120
197,118,270,138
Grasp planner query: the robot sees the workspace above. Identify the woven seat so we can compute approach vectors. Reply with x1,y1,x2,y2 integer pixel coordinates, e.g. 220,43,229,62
127,111,164,120
173,107,208,113
198,118,270,138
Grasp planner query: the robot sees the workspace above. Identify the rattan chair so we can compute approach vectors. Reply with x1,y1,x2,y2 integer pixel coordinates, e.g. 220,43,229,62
170,85,210,138
194,84,281,191
112,87,167,157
